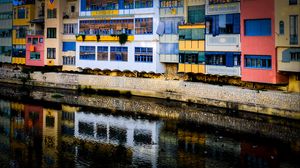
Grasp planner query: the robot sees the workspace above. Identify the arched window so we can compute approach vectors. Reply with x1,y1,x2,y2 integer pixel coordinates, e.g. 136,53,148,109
279,21,284,35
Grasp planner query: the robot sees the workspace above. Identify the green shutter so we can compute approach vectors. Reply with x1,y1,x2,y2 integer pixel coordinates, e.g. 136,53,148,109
192,28,205,40
198,52,205,63
185,29,192,40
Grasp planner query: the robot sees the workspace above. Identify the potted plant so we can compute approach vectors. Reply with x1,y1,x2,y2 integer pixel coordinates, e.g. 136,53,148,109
118,33,128,45
96,33,101,42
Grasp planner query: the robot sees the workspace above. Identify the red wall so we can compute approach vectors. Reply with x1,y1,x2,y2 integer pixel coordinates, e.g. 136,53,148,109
240,0,287,84
25,35,44,66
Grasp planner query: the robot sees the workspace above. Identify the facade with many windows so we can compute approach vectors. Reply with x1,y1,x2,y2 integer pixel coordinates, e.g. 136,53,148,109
76,0,164,73
275,0,300,92
240,0,288,84
0,0,12,63
205,0,241,76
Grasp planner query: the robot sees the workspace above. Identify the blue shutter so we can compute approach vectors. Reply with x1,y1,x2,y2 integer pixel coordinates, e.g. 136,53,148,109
226,52,234,67
119,0,124,9
81,0,86,11
282,49,291,62
63,42,76,52
233,14,240,34
213,15,219,36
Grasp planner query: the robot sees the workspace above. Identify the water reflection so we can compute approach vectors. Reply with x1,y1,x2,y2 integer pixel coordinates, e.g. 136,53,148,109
0,99,299,168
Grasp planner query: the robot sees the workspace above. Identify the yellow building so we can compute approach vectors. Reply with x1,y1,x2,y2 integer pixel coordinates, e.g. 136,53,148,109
275,0,300,92
44,0,64,66
12,4,35,65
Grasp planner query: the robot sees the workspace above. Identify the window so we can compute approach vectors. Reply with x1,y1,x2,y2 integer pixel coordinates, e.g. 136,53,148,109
47,48,56,59
208,0,240,5
188,5,205,24
32,38,38,45
291,52,300,61
97,46,108,61
279,21,284,35
15,26,27,38
0,46,12,56
39,38,43,43
206,14,240,35
84,0,119,11
63,42,76,51
13,45,25,57
47,9,57,18
30,52,40,60
245,55,272,69
135,18,153,34
63,56,75,65
206,54,226,65
80,46,95,60
160,0,184,8
135,47,153,62
0,29,12,38
110,47,128,61
159,43,178,55
17,7,26,19
179,52,205,64
289,0,297,5
27,38,32,43
80,19,134,35
0,12,12,20
135,0,153,8
71,6,75,13
179,28,205,40
290,15,298,45
123,0,134,9
47,28,56,38
245,19,271,36
64,24,78,34
157,17,182,35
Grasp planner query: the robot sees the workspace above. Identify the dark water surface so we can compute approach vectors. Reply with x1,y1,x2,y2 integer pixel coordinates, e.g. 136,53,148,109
0,94,299,168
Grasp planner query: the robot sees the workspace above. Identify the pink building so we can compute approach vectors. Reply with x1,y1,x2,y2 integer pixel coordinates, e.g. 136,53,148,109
25,35,44,66
240,0,287,84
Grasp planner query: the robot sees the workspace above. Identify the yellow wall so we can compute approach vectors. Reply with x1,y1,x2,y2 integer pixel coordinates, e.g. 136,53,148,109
275,0,300,47
178,64,205,73
76,35,134,42
12,30,26,45
288,73,300,92
11,57,26,64
179,40,205,51
13,4,35,26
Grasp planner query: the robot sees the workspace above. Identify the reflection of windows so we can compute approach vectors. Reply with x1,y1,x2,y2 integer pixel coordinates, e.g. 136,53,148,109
46,116,55,128
80,46,95,60
47,9,57,18
44,136,55,148
160,0,184,8
245,19,271,36
47,48,56,59
47,28,56,38
78,122,94,136
134,129,152,145
206,14,240,35
135,18,153,34
135,47,153,62
97,46,108,61
97,124,107,139
245,55,272,69
188,5,205,24
109,127,126,144
110,46,128,61
30,52,40,60
289,0,298,5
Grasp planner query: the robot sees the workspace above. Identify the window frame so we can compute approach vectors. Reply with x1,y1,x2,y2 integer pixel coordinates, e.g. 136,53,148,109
244,55,272,69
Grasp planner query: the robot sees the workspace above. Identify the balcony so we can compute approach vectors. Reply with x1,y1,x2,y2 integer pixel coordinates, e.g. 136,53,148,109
205,0,240,15
206,34,240,52
159,7,184,17
27,30,44,36
160,54,178,63
206,65,241,76
76,35,134,42
178,24,205,52
178,64,205,74
278,48,300,72
63,12,79,19
0,55,12,63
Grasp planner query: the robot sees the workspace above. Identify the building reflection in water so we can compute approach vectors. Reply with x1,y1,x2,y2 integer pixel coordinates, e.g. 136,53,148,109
0,99,298,168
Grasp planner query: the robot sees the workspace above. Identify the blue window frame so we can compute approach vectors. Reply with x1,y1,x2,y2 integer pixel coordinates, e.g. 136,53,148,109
245,55,272,69
135,47,153,63
63,42,76,52
97,46,108,61
205,52,241,67
110,46,128,61
79,46,95,60
244,19,271,36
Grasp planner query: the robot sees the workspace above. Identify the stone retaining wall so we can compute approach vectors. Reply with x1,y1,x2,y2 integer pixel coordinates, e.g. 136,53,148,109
0,69,299,119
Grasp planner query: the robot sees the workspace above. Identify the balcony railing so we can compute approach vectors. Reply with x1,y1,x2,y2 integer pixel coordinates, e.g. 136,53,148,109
27,30,44,36
206,34,241,52
206,65,241,76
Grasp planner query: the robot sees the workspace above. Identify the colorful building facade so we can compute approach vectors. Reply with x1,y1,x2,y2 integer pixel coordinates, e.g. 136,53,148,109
0,0,13,63
205,0,241,76
76,0,164,73
240,0,288,84
275,0,300,92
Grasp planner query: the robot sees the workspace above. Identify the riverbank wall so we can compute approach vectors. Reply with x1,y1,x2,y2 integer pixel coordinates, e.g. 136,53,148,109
0,68,299,119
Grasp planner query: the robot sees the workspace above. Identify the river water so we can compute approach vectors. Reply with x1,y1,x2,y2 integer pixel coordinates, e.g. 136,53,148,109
0,87,299,168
